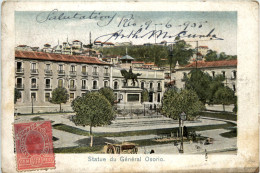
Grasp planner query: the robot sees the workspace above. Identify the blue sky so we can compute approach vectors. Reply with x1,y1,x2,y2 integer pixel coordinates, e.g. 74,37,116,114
15,11,237,55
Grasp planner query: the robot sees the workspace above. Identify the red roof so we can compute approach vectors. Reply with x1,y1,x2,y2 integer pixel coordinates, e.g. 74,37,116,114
15,51,109,65
184,60,237,68
199,46,208,48
132,61,144,64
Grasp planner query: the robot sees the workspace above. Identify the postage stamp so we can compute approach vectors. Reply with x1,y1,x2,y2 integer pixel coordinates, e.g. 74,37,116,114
14,121,55,171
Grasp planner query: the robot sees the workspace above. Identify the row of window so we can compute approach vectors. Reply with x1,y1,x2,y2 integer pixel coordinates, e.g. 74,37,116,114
16,62,110,76
182,70,237,79
16,91,84,103
16,77,163,92
15,78,109,90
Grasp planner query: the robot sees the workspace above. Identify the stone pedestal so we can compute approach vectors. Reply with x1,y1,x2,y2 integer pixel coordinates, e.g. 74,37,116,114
116,85,143,110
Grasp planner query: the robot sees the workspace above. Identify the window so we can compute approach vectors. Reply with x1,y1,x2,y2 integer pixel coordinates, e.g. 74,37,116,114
222,71,226,78
71,65,76,72
31,63,36,70
46,64,51,70
104,81,108,87
114,81,118,89
31,92,36,101
141,82,145,89
158,83,161,90
45,79,51,88
16,62,23,73
93,81,97,89
31,78,37,88
45,93,50,102
70,93,74,101
82,80,87,89
70,80,75,89
212,71,215,77
150,83,153,89
16,78,23,88
58,64,63,71
104,67,109,74
31,63,37,73
233,85,236,92
58,79,63,88
157,93,161,102
232,71,237,79
17,62,22,69
183,72,187,78
93,67,97,73
82,66,86,73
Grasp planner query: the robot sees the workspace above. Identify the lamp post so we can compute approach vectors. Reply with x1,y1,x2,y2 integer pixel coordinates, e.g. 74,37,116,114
179,112,186,153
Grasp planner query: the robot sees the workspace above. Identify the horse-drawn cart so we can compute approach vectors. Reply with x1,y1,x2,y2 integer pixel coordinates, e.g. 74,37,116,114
104,142,138,154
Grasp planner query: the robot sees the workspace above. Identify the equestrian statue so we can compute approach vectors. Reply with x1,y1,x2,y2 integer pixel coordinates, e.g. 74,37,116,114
120,66,142,86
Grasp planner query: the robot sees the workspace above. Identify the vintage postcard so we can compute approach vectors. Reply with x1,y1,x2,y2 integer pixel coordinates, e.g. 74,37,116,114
2,1,259,172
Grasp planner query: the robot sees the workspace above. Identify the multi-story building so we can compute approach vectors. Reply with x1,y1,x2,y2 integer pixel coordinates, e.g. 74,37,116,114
15,50,111,113
174,59,237,92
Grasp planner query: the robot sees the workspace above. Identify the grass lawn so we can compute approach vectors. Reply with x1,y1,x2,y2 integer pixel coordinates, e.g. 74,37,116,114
200,111,237,121
220,128,237,138
53,122,236,138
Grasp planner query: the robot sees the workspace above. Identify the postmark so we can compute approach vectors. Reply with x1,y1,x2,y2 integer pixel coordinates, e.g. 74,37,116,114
14,121,55,171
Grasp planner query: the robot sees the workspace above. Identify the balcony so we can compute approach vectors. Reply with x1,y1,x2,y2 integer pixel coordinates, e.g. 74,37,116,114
114,86,119,90
45,84,52,90
165,76,171,79
16,84,24,89
30,69,38,74
157,87,162,92
16,68,24,74
82,72,88,76
57,70,65,75
69,71,77,76
81,86,88,90
44,70,53,76
92,72,99,76
104,73,110,77
93,85,98,90
149,88,154,92
31,84,39,90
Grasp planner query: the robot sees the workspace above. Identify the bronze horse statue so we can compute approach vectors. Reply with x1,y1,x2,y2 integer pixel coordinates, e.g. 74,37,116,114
120,69,142,86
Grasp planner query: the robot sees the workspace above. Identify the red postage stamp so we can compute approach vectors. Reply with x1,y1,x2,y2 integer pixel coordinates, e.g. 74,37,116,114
14,121,55,171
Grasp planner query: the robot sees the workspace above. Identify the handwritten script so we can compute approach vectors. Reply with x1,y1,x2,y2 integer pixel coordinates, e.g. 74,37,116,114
36,9,224,43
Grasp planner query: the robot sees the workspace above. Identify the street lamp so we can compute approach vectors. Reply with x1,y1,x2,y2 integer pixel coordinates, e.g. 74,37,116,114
179,112,187,153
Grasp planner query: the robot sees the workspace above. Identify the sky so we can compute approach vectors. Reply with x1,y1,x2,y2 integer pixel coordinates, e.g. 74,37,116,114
15,11,237,55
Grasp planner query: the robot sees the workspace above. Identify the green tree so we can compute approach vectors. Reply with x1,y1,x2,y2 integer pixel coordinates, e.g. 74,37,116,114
213,86,236,112
141,89,149,103
99,87,116,105
14,88,21,103
208,74,225,104
205,49,218,61
169,37,193,66
162,89,205,120
184,69,211,104
71,92,115,147
50,87,69,112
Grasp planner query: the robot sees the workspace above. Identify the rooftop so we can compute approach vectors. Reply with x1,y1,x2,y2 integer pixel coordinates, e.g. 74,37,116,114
15,51,109,65
183,59,237,69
